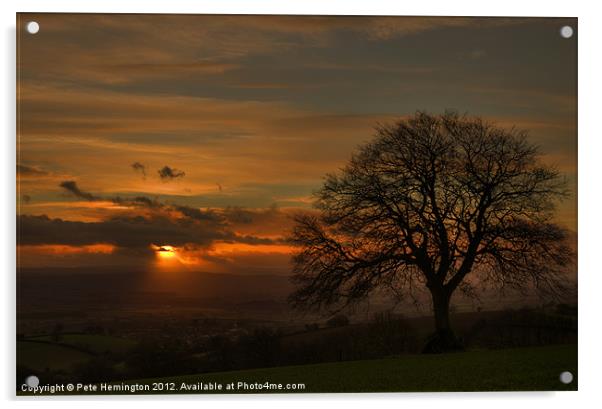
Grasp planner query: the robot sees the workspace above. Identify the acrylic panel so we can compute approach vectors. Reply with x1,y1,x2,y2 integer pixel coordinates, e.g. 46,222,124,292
16,13,577,395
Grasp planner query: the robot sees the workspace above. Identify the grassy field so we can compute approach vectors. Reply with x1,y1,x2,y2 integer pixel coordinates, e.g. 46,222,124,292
116,344,577,394
17,343,577,394
17,334,137,372
17,341,92,371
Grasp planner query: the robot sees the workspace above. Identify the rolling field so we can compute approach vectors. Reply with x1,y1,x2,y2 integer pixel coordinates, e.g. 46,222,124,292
17,341,91,371
104,344,577,394
16,333,577,394
17,334,137,372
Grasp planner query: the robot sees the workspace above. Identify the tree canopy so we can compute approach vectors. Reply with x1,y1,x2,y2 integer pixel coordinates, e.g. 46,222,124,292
289,112,574,349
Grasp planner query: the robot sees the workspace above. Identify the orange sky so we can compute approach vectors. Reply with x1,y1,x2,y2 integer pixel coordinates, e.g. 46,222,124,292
17,14,577,275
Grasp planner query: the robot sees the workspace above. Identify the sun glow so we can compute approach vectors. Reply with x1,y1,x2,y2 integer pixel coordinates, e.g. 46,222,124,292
151,244,177,259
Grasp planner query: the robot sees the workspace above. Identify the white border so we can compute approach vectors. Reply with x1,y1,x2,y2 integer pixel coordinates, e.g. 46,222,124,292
3,1,601,408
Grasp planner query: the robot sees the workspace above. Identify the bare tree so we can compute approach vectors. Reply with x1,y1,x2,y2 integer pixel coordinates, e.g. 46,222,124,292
289,111,574,352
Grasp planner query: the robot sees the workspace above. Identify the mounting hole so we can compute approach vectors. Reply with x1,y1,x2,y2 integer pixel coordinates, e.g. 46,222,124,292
26,21,40,34
560,25,573,39
559,371,573,384
25,375,39,388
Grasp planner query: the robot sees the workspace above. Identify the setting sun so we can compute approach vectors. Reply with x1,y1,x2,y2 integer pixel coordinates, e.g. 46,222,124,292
152,244,176,259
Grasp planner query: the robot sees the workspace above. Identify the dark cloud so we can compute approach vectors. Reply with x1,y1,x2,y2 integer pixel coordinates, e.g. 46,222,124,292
114,195,222,224
17,165,48,178
224,207,254,224
57,180,221,223
22,194,32,204
223,204,280,224
17,214,275,249
18,214,221,248
172,205,222,223
158,165,185,180
35,181,284,250
131,162,146,177
59,180,101,201
59,182,164,211
111,195,163,209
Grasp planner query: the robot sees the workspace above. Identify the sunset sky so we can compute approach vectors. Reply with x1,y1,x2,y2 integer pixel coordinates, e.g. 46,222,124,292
17,14,577,276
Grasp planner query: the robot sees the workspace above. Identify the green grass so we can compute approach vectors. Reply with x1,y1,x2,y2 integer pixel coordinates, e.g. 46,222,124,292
17,341,92,371
18,344,577,394
128,344,578,393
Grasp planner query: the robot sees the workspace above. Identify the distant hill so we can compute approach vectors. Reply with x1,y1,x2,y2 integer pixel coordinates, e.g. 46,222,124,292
17,268,293,315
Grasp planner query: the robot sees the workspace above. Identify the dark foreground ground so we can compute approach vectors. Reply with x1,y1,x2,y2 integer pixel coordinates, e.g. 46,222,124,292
18,344,577,395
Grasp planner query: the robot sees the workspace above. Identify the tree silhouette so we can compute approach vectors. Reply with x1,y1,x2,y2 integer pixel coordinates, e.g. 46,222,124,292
289,111,574,352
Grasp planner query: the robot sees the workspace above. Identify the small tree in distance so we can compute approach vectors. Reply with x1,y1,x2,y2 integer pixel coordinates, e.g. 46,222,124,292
289,111,574,353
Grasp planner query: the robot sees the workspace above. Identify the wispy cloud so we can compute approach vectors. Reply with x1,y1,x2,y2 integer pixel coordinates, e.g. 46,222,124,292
59,180,101,201
17,164,48,178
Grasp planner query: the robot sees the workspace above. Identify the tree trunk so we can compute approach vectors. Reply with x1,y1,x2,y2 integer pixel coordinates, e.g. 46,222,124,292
422,287,464,353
